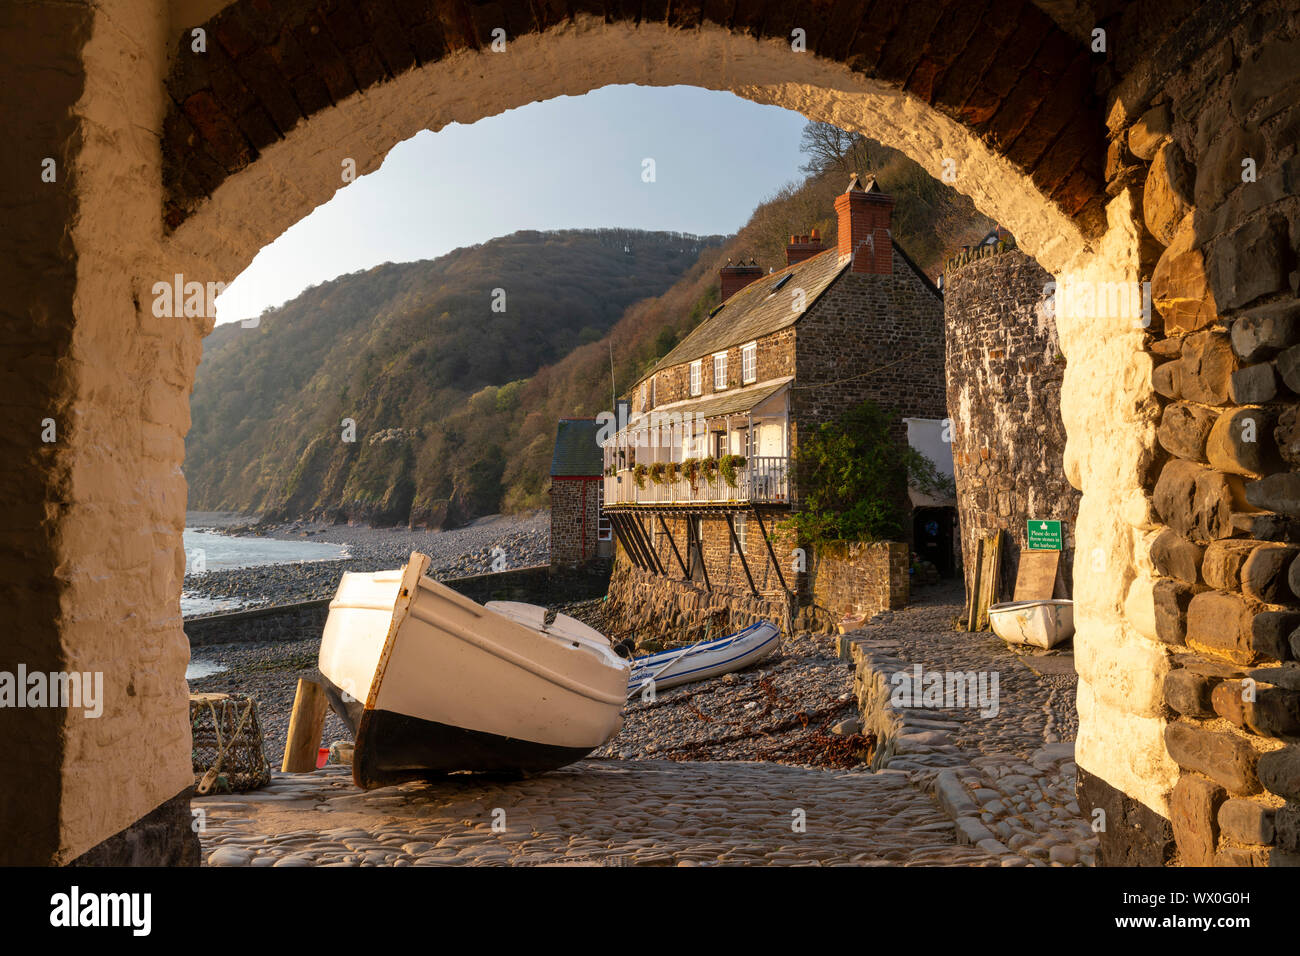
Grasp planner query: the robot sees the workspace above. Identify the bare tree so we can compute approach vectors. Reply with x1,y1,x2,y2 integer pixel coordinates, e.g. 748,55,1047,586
798,122,862,175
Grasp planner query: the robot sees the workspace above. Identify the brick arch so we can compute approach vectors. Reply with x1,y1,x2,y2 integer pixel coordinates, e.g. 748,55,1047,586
162,0,1107,251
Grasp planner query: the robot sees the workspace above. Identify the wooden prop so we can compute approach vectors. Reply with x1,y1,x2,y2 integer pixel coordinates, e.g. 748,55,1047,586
966,531,1003,631
1013,549,1061,601
282,678,329,773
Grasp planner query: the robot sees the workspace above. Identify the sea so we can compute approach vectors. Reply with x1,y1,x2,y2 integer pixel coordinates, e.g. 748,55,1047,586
182,528,350,681
180,528,349,618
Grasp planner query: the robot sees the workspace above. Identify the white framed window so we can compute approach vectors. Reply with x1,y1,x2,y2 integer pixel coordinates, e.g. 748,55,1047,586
640,381,649,412
690,360,702,396
741,342,757,384
732,514,747,554
713,351,728,389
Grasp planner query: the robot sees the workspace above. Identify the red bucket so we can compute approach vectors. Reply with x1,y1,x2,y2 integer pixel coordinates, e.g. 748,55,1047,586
317,746,330,769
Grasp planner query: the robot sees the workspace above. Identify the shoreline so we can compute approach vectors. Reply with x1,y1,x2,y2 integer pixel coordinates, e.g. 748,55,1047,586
182,509,549,615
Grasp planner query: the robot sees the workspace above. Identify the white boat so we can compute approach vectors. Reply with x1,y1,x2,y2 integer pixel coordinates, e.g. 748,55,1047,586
988,599,1075,649
317,552,629,789
627,621,781,697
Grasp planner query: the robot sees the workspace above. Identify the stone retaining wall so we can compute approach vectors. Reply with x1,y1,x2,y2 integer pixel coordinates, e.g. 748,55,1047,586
604,560,792,650
802,541,910,632
184,562,612,646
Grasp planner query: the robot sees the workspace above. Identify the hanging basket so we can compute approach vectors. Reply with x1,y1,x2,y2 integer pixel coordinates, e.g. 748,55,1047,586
189,692,271,794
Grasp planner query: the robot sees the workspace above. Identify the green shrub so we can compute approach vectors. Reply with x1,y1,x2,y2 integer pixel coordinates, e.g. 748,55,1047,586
780,400,954,545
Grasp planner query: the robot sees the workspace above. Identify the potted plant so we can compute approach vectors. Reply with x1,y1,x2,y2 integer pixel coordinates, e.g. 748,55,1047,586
633,463,649,489
720,454,747,487
682,457,700,487
649,461,667,485
665,461,681,484
701,456,719,482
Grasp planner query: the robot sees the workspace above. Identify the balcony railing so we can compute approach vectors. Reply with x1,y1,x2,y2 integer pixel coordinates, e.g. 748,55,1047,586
603,455,790,506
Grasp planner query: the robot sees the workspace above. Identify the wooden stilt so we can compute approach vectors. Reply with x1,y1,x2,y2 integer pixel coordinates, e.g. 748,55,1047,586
282,678,329,772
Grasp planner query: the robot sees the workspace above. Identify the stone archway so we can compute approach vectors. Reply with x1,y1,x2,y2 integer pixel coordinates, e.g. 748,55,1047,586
5,0,1297,866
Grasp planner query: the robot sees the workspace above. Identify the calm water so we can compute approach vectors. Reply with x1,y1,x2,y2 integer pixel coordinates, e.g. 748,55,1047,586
182,529,349,572
180,529,349,618
182,529,349,678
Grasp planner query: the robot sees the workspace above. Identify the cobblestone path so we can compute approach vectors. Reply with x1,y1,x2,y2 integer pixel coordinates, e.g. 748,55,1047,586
197,760,999,867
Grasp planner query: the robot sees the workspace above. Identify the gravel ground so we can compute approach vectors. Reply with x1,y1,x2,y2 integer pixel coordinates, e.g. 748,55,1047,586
593,630,867,768
183,510,549,613
189,596,854,771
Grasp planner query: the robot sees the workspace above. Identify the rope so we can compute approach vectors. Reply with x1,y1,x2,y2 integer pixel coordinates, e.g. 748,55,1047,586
196,697,256,795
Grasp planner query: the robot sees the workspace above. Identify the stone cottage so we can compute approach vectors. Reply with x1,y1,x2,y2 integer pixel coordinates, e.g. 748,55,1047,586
547,418,611,566
602,175,947,637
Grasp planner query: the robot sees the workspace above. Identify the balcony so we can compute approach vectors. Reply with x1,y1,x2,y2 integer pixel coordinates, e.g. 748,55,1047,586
603,455,790,507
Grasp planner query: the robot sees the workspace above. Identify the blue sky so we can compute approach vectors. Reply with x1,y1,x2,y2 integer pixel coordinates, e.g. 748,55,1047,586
214,85,811,325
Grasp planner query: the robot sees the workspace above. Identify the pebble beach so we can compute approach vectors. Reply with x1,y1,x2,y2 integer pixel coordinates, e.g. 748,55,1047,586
187,513,1096,867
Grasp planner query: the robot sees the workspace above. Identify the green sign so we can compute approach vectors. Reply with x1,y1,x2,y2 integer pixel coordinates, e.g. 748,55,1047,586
1027,519,1063,550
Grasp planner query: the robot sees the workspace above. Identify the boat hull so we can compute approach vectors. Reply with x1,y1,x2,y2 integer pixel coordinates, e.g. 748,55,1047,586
988,599,1075,649
318,554,628,788
628,621,781,695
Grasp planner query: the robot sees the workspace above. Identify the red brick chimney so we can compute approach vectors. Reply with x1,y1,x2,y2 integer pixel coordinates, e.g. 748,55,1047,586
835,174,895,274
719,258,762,302
786,228,824,266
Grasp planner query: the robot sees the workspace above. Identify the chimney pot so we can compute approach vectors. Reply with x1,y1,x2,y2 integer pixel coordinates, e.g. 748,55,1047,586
719,257,763,302
835,173,895,274
785,229,826,267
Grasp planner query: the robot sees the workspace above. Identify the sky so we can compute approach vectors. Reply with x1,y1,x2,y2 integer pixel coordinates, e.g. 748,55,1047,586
214,85,811,325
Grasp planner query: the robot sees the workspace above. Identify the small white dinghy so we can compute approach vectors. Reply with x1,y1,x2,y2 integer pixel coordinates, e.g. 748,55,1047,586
627,621,781,697
317,552,629,788
988,599,1075,649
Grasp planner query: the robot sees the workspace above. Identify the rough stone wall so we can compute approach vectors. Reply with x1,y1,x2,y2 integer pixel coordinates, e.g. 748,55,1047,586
792,257,947,431
548,478,600,566
804,541,910,632
646,328,796,410
0,0,96,866
604,556,793,649
1073,0,1300,866
944,246,1081,600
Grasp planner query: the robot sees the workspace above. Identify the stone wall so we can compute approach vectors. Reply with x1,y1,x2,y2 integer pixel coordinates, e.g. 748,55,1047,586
944,245,1081,600
639,510,795,598
607,536,908,644
792,257,948,432
803,540,910,632
604,558,792,650
549,477,601,566
1072,0,1300,867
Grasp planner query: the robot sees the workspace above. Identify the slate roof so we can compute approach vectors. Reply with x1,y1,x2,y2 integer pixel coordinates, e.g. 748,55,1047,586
550,418,603,477
650,248,848,375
